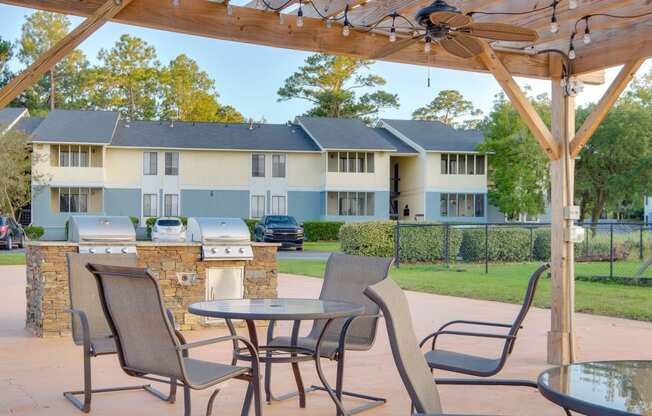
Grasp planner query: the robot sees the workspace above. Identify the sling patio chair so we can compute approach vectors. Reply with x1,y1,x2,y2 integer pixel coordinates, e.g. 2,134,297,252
86,263,262,416
64,253,176,413
263,253,393,415
364,278,499,416
419,263,550,390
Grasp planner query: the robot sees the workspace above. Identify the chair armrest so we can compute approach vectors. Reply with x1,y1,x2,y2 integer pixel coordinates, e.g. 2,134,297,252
166,309,188,356
439,320,516,331
337,313,383,353
66,308,91,347
419,330,514,348
177,335,259,363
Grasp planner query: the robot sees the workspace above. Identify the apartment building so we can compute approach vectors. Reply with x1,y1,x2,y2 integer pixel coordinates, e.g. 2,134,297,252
0,108,490,239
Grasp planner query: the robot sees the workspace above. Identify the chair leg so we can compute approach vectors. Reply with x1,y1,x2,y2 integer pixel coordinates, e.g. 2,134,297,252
205,389,221,416
183,386,191,416
252,373,263,416
264,351,273,403
291,361,307,408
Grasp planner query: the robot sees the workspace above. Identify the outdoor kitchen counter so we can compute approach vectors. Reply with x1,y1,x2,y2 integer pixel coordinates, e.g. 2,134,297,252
25,241,280,337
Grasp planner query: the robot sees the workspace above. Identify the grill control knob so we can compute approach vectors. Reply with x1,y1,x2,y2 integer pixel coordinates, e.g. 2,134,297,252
211,247,218,254
89,248,96,254
225,248,232,254
239,247,245,254
121,247,129,254
105,248,112,254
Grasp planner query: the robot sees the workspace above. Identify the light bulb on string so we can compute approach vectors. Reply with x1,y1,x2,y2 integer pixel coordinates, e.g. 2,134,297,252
296,3,304,27
568,45,576,60
583,25,591,44
279,13,284,24
569,0,578,10
550,15,559,33
326,19,332,28
227,3,233,15
342,23,350,36
389,27,396,42
172,0,180,7
424,36,432,53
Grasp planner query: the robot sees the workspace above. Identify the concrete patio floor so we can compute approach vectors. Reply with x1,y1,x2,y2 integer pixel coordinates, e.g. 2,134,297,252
2,264,652,416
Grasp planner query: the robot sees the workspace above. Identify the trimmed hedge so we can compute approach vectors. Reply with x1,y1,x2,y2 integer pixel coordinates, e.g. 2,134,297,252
460,227,532,262
533,229,551,261
303,221,344,241
339,221,463,262
244,219,258,239
24,225,44,241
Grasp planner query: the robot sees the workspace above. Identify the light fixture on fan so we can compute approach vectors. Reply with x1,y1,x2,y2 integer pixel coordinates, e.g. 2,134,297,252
371,0,539,60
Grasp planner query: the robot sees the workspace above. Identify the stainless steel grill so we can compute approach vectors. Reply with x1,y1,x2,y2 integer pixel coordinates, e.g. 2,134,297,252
68,215,137,255
187,217,253,260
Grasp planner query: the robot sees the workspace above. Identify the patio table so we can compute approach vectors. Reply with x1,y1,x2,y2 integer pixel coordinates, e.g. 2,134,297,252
538,360,652,416
188,298,364,415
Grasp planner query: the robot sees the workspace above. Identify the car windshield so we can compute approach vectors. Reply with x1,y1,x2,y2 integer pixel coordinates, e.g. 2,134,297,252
157,219,182,227
266,216,297,225
0,218,6,226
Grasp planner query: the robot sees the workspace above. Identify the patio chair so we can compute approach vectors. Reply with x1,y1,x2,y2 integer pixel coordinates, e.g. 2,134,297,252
63,253,177,413
86,263,262,416
364,278,499,416
419,263,550,390
264,253,393,415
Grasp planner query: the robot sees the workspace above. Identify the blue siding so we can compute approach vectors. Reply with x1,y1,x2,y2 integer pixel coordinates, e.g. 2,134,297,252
288,191,323,222
425,192,487,223
104,188,141,217
180,189,250,218
322,191,390,223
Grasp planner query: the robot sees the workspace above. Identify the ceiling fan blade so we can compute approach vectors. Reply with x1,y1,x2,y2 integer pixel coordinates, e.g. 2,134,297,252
429,11,471,28
465,22,539,42
439,34,484,59
370,35,424,60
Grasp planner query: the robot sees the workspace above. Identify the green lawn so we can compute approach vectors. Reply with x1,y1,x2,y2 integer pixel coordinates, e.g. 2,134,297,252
278,259,652,322
0,252,26,265
303,241,341,252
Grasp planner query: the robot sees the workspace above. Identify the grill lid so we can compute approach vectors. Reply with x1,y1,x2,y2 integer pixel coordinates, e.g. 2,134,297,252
68,216,136,243
187,217,251,244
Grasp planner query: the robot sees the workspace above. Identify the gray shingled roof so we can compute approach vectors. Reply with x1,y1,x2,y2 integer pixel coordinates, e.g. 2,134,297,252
111,120,320,152
372,128,418,154
16,117,44,135
381,119,483,152
297,117,397,151
32,109,119,144
0,108,27,128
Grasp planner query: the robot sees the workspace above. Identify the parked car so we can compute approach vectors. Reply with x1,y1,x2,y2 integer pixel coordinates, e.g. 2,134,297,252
254,215,304,250
0,216,24,250
151,217,186,242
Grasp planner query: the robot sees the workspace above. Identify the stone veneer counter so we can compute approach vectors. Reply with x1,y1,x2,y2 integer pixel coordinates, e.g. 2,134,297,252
25,242,279,337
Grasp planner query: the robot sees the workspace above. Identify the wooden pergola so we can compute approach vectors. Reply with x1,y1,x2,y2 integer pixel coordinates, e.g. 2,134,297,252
0,0,649,365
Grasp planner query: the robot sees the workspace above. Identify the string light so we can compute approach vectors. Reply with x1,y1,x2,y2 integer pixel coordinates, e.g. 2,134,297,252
326,19,332,28
583,25,591,44
279,12,284,24
172,0,180,7
389,15,397,42
296,0,304,27
255,0,263,9
424,35,432,53
550,2,560,33
342,5,351,37
226,3,233,16
568,0,578,10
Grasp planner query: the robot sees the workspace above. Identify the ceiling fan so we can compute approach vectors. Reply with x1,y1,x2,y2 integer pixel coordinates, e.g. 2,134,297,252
371,0,539,60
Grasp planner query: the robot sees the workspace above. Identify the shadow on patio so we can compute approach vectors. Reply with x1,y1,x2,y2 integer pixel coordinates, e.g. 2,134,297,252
2,264,651,415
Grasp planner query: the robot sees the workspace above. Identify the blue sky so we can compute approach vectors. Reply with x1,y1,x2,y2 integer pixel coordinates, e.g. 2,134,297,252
1,4,649,124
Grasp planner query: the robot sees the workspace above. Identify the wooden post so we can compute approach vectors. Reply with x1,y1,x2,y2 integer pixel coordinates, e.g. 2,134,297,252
547,56,576,365
0,0,133,109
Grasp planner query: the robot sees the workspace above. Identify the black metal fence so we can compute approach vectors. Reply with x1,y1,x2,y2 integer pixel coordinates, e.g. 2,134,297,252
394,221,652,279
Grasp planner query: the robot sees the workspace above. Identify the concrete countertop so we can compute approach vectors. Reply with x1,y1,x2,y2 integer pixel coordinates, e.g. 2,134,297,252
26,241,281,248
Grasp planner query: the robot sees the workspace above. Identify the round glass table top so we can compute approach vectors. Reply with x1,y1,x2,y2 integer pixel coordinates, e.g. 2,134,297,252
538,361,652,416
188,298,365,321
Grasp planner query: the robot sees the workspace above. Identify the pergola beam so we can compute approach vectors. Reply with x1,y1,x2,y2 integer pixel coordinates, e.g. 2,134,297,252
0,0,133,109
570,57,646,157
478,44,560,160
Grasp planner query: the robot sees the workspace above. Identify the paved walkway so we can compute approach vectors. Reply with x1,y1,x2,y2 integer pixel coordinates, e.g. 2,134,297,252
2,265,652,415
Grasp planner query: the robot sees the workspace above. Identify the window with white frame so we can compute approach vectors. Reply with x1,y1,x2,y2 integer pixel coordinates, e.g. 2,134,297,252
164,194,179,216
55,145,94,168
441,154,486,175
272,154,286,178
271,195,287,215
143,194,157,217
252,154,265,178
251,195,265,218
143,152,157,175
327,192,374,216
440,193,485,217
165,152,179,176
327,152,375,173
58,187,89,213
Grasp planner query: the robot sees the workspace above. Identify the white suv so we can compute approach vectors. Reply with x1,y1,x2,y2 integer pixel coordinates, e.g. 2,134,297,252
151,217,186,242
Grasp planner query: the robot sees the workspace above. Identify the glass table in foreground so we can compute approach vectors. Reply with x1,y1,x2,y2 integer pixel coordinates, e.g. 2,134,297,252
538,360,652,416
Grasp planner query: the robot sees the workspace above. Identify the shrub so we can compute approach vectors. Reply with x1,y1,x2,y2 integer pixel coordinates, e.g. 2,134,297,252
340,221,463,262
340,221,395,257
244,219,258,239
24,225,44,241
460,227,532,262
533,228,638,261
302,221,344,241
533,229,551,261
130,216,140,227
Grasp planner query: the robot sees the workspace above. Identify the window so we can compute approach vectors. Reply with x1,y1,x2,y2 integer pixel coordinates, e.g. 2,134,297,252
60,146,70,167
459,155,466,174
79,147,89,167
251,195,265,218
441,153,485,175
143,152,157,175
440,193,485,218
56,145,94,168
272,154,286,178
476,155,485,175
449,154,458,174
467,155,475,175
327,192,375,216
252,154,265,177
59,188,88,213
165,152,179,176
327,152,375,173
164,194,179,216
271,195,286,215
441,154,448,174
143,194,157,217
